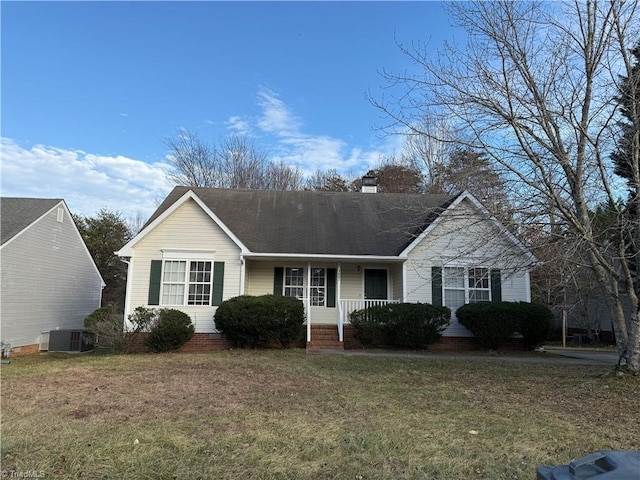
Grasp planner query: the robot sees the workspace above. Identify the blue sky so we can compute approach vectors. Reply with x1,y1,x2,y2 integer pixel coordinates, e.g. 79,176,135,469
1,1,461,220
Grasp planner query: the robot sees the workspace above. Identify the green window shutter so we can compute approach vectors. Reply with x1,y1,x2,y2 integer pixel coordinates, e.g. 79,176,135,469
326,268,337,308
273,267,284,296
148,260,162,306
431,266,443,307
491,269,502,302
212,262,225,306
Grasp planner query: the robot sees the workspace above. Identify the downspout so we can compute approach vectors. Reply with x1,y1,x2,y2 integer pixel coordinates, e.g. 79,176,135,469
306,262,312,343
402,261,407,302
525,270,531,303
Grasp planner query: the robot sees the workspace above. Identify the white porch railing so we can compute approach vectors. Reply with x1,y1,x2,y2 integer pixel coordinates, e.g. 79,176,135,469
338,299,400,342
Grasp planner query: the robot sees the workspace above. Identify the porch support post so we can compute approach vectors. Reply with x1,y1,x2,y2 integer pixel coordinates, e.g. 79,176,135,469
402,261,407,302
337,263,343,342
306,262,312,343
239,255,245,296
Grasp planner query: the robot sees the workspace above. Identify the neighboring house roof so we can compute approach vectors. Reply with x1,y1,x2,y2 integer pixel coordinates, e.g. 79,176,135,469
1,197,63,245
140,187,459,256
1,196,106,287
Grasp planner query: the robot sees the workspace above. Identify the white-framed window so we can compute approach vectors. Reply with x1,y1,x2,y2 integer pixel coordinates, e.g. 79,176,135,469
443,266,491,313
161,259,213,306
468,268,490,302
311,268,326,306
284,267,304,299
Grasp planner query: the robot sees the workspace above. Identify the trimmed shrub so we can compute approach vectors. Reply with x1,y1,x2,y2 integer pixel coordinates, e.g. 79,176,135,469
349,307,387,346
145,309,195,353
214,295,305,348
350,303,450,349
456,302,518,350
385,303,451,349
84,305,119,349
514,302,553,350
456,302,554,350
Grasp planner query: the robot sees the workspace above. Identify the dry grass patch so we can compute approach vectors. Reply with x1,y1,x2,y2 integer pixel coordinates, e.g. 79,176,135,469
1,350,638,479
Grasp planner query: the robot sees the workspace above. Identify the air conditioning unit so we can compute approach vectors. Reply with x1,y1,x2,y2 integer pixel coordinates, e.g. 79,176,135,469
48,330,94,353
39,332,50,351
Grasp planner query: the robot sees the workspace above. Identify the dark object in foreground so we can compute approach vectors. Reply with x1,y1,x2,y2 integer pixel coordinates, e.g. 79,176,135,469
536,450,640,479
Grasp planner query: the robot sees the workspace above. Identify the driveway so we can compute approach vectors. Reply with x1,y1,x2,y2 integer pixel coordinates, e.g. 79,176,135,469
542,348,620,366
322,348,620,366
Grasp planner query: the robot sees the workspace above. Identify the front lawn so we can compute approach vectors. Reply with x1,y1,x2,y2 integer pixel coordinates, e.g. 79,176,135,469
1,350,638,479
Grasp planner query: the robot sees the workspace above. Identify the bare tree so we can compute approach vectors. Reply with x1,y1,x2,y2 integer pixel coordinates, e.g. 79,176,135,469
264,161,304,191
165,130,217,187
401,116,452,194
305,169,351,192
217,134,268,189
165,130,302,191
371,1,640,372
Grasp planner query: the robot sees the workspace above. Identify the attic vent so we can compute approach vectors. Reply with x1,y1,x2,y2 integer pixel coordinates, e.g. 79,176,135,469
361,175,378,194
57,207,64,223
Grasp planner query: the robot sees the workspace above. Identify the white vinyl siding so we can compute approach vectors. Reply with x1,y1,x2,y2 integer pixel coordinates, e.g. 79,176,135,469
125,199,241,332
0,203,103,349
404,197,532,337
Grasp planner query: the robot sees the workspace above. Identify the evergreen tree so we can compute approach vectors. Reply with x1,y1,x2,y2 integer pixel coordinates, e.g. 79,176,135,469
611,42,640,192
74,210,132,313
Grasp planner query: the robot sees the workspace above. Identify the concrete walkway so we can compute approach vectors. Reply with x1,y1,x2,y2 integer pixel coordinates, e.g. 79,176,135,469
317,347,621,366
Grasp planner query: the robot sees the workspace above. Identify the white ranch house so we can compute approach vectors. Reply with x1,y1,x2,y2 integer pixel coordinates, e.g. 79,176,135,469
117,185,536,350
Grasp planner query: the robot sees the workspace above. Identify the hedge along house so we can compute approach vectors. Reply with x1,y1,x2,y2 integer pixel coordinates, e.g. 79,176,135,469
0,198,105,356
116,184,537,351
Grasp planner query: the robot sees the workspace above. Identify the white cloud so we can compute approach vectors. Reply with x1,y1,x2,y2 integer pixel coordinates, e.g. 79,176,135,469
226,116,251,135
255,88,396,177
0,137,173,220
257,88,301,136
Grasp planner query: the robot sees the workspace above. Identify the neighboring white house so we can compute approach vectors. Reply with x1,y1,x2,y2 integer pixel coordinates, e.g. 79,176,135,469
0,198,105,355
117,185,537,350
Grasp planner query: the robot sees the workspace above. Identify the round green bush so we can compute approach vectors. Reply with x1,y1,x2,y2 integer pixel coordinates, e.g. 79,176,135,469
349,306,387,346
513,302,553,349
456,301,553,350
214,295,305,348
350,303,450,349
145,309,195,352
456,302,518,350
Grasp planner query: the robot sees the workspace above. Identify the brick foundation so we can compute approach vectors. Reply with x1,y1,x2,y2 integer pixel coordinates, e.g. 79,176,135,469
6,343,41,358
179,333,234,352
128,332,234,353
342,325,523,351
4,329,523,357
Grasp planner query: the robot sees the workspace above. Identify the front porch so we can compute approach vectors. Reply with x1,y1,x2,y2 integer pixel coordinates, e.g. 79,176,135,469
242,258,405,350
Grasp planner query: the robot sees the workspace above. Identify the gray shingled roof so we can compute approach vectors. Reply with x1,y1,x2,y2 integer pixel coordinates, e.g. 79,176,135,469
1,197,63,245
146,187,458,256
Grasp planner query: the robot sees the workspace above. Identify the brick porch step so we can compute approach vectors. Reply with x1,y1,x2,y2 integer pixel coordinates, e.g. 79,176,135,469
307,325,344,351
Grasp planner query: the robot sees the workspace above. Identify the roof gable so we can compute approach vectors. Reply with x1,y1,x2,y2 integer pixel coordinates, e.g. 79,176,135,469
400,191,538,265
130,187,458,257
0,197,105,286
1,197,63,245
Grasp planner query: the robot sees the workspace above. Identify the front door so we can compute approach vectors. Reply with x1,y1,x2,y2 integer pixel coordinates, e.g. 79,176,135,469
364,269,388,300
